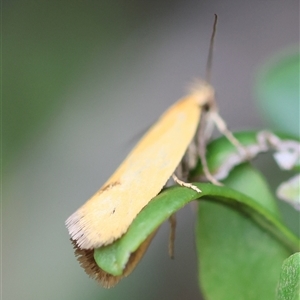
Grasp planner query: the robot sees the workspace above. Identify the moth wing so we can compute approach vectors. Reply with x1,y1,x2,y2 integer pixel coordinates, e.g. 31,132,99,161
66,95,201,249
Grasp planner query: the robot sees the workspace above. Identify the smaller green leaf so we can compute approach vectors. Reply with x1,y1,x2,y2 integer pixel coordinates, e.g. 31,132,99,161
191,130,300,180
191,131,260,178
277,252,300,300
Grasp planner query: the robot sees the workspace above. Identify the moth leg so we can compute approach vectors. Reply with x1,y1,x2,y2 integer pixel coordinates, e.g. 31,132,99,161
209,111,250,159
167,151,201,258
197,111,223,185
198,143,222,185
172,174,201,193
168,213,176,259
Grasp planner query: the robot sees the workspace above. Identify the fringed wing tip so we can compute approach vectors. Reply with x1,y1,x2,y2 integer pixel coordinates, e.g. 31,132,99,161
71,239,122,288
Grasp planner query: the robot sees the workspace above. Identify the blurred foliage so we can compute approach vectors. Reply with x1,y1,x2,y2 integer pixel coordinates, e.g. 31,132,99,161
3,0,177,171
255,49,299,138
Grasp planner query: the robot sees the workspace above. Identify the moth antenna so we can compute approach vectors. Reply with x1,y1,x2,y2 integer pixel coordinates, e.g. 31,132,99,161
205,14,218,84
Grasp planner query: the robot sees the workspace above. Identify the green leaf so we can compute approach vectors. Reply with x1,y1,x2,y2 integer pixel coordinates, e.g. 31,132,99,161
255,50,300,137
276,252,300,300
196,163,297,300
89,131,299,288
94,178,299,277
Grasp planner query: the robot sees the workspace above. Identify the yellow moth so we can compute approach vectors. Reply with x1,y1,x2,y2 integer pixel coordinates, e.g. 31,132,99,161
66,15,234,250
66,83,214,249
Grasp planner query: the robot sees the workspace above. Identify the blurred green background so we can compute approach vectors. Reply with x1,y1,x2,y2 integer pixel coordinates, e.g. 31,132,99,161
3,0,299,299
